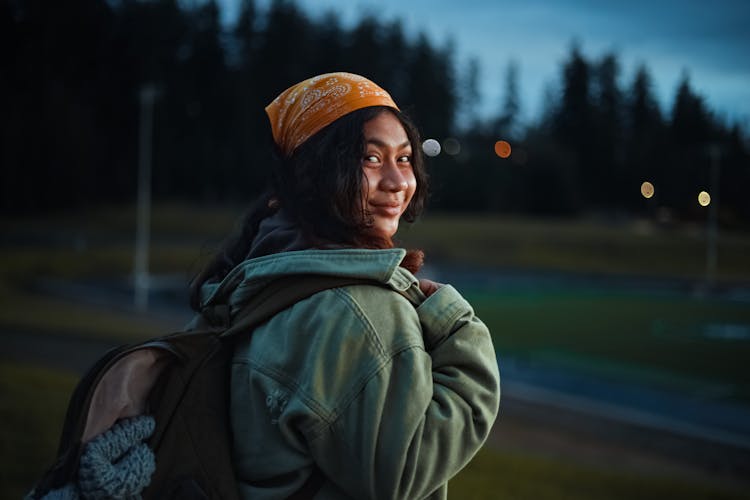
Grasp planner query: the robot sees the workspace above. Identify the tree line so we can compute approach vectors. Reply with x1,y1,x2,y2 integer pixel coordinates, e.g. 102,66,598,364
2,0,748,225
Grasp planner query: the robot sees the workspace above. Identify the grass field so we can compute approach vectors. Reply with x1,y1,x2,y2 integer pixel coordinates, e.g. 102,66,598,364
399,213,750,283
468,290,750,404
0,363,77,499
450,445,746,500
3,202,750,281
2,204,749,498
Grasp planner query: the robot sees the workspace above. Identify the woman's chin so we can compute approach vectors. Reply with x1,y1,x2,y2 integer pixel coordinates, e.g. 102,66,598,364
368,218,399,239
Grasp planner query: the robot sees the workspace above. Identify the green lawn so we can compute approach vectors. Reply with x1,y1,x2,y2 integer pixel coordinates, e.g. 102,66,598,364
450,446,746,500
0,363,77,499
468,290,750,404
4,203,750,282
398,213,750,283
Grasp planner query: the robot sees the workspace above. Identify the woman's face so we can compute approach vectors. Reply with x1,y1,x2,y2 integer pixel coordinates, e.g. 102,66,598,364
361,112,417,238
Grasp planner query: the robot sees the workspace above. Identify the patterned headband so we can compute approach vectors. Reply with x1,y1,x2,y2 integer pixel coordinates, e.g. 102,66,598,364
265,72,400,157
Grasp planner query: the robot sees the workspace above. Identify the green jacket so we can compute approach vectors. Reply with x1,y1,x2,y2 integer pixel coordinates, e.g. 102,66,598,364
199,248,500,499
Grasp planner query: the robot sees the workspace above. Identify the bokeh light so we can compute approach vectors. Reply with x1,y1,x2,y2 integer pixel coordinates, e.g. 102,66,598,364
494,140,511,158
698,191,711,207
422,138,441,157
443,137,461,155
640,181,655,199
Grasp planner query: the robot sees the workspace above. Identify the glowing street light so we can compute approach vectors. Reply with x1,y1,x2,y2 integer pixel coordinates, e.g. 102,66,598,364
698,191,711,207
640,181,655,199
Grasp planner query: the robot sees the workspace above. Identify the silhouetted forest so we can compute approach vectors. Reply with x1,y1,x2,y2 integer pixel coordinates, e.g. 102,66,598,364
2,0,749,225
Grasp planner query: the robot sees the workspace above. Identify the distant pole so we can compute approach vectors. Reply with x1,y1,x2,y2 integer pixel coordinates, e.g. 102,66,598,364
706,145,721,286
134,84,157,311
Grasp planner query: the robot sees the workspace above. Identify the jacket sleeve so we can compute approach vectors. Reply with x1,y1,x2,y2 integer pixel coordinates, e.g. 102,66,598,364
308,284,501,499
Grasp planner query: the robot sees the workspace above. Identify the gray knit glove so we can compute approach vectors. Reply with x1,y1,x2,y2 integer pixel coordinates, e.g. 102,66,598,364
77,415,156,500
31,415,156,500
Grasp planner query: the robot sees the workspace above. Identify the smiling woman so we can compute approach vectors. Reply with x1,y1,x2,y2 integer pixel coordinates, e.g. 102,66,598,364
27,72,500,500
185,72,501,499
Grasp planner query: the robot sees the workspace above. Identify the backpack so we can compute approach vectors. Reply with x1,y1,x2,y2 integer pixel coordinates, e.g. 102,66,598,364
29,274,376,500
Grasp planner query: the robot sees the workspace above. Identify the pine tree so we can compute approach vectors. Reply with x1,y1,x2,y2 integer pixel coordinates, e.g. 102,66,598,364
624,64,665,213
591,53,624,210
495,60,521,138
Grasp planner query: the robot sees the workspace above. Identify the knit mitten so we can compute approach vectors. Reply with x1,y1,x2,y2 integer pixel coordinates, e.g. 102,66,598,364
77,415,156,500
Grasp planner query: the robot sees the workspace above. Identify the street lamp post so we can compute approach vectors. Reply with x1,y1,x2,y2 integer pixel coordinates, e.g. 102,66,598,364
134,84,157,311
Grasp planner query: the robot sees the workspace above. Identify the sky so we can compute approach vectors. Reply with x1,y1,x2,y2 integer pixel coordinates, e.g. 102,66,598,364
217,0,750,129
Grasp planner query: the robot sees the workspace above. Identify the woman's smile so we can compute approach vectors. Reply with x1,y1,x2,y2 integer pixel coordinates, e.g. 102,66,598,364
369,200,404,216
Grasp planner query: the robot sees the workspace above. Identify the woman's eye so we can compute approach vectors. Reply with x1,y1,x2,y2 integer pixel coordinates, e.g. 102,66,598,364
364,155,379,163
398,155,412,164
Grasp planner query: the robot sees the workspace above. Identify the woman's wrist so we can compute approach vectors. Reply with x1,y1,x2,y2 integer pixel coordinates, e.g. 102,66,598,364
418,278,442,297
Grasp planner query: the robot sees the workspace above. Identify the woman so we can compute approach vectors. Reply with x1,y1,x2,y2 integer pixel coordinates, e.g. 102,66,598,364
192,72,500,499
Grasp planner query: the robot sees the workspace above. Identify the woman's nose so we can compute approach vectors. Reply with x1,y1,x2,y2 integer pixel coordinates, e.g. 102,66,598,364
380,162,408,192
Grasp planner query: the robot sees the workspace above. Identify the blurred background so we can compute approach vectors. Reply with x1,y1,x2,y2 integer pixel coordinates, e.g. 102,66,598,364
2,0,750,498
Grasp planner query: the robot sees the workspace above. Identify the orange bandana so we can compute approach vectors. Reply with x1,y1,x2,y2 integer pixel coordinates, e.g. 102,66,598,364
265,72,399,157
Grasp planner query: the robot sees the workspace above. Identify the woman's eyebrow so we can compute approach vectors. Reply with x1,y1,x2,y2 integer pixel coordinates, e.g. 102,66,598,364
365,138,412,149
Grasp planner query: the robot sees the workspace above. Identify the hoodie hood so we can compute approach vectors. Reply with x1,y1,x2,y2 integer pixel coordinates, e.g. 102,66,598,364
246,208,314,260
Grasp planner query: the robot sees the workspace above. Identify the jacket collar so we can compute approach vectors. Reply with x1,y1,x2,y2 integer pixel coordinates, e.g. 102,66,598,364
199,248,417,309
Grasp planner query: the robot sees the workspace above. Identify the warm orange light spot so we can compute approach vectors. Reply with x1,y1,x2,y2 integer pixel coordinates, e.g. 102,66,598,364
640,181,654,199
494,140,512,158
698,191,711,207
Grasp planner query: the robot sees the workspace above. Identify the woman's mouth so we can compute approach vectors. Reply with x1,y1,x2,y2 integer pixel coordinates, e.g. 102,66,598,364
369,202,402,217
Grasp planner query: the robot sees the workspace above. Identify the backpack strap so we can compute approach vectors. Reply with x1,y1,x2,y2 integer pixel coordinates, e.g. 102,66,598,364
219,274,383,339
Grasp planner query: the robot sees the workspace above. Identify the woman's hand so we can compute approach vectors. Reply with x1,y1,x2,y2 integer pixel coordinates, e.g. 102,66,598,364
419,278,443,297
